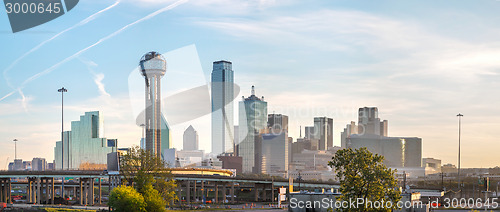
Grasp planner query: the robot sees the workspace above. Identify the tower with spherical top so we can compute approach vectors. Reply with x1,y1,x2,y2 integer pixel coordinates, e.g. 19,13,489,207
140,51,166,157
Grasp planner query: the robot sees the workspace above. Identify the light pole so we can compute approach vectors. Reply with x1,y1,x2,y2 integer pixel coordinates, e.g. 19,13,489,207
457,113,463,197
58,87,67,199
13,139,18,160
297,172,302,192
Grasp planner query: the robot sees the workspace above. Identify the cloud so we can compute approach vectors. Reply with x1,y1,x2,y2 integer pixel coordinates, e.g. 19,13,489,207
78,57,111,97
198,8,500,167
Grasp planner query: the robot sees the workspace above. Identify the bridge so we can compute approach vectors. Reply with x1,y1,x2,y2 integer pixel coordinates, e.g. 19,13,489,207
0,169,339,206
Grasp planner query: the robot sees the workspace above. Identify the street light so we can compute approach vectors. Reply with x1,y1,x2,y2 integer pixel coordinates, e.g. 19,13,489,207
457,113,463,197
58,87,67,200
13,139,18,159
58,87,67,169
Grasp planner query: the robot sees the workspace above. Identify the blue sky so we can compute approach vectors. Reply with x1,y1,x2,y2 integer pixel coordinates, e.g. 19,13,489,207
1,0,500,168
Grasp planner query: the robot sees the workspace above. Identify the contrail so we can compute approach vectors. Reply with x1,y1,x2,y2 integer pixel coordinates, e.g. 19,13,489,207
2,0,120,89
0,91,15,102
0,0,188,103
21,0,188,88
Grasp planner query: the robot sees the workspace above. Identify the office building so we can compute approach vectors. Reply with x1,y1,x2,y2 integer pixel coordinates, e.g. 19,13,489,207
239,86,267,173
140,51,166,157
47,163,54,170
423,158,442,175
176,149,205,167
32,158,47,171
211,60,235,155
358,107,388,136
255,132,289,176
234,126,239,156
347,134,422,168
140,138,145,149
304,126,315,139
342,107,420,169
183,125,199,151
54,111,116,170
290,149,335,172
217,155,243,174
159,115,172,159
268,114,288,134
340,121,358,149
313,117,333,150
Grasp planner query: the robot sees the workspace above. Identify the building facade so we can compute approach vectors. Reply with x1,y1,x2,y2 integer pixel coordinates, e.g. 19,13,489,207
211,60,235,155
238,86,267,173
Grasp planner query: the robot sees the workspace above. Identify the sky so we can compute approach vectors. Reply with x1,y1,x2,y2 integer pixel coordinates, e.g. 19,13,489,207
1,0,500,169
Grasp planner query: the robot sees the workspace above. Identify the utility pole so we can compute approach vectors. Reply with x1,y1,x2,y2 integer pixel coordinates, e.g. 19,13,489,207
457,113,463,198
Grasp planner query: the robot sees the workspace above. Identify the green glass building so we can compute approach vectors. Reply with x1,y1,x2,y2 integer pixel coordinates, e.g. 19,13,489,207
54,111,116,170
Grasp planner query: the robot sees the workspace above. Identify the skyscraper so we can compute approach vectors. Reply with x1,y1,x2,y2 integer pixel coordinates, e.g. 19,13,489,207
268,114,288,134
341,121,358,148
239,86,267,173
211,60,234,155
256,132,288,176
313,117,333,150
54,111,115,169
358,107,388,136
183,125,199,151
304,126,315,139
32,158,47,171
140,51,166,157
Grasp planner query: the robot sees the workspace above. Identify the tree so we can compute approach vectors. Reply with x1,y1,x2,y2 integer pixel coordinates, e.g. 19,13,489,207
328,147,401,212
142,184,167,212
109,185,146,212
120,146,178,207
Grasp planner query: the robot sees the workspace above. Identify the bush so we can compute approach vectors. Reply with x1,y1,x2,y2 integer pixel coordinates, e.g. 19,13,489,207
108,185,146,212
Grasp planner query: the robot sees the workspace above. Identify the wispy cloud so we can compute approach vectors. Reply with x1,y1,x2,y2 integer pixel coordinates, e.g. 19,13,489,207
78,57,110,97
0,0,188,106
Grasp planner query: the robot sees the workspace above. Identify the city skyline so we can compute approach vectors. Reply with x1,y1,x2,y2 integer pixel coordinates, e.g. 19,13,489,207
2,0,500,168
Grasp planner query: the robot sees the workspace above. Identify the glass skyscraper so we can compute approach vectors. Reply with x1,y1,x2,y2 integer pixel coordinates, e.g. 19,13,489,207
54,111,115,170
239,86,267,173
211,60,234,155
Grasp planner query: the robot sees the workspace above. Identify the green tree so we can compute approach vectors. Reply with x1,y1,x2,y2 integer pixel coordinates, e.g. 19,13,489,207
328,147,401,212
120,146,178,207
108,185,146,212
142,184,167,212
